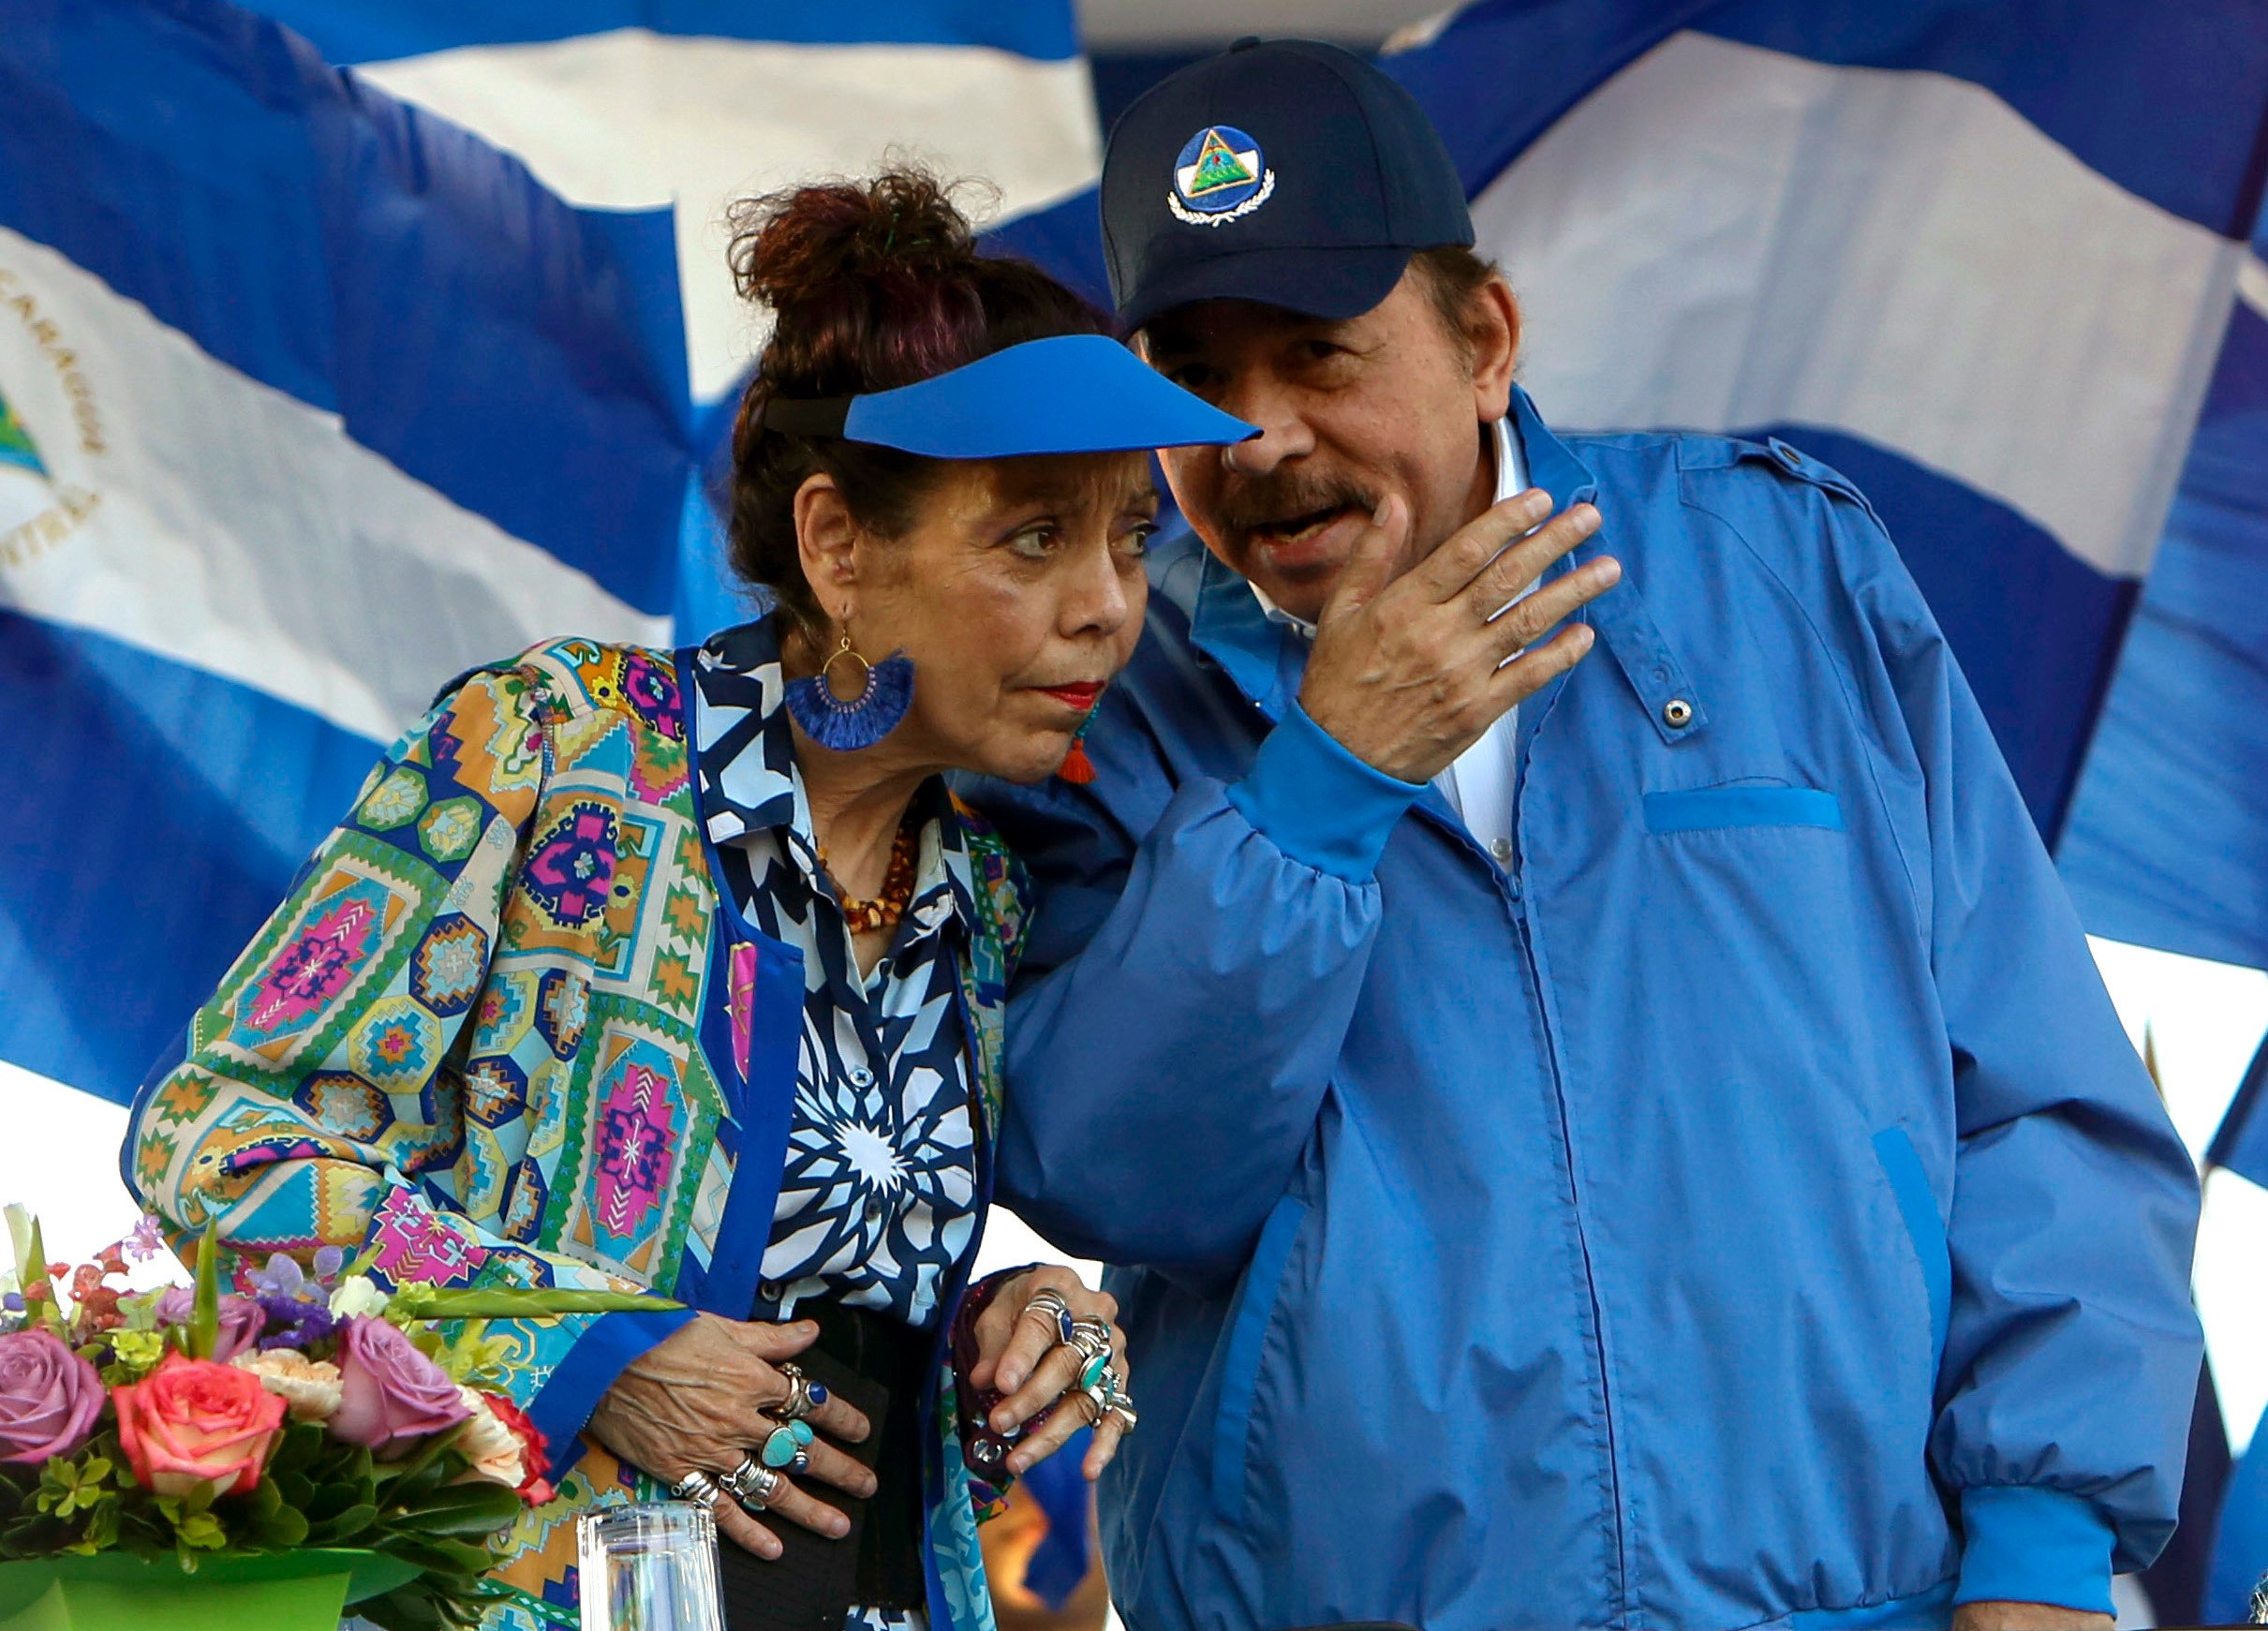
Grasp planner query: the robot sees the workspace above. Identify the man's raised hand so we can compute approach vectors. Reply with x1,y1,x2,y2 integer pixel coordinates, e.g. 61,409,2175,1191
1297,489,1618,784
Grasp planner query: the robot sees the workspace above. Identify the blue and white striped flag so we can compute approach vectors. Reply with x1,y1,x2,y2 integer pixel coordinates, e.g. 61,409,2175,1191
1380,2,2268,844
0,0,1097,1105
2060,201,2268,974
999,6,2268,909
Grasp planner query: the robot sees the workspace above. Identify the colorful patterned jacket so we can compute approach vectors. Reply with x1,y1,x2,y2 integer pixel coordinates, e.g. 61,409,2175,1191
123,631,1029,1631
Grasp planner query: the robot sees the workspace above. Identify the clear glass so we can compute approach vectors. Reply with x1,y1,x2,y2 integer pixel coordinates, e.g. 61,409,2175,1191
577,1500,726,1631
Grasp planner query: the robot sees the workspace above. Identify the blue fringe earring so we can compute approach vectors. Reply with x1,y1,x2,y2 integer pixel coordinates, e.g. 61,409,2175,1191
785,630,915,750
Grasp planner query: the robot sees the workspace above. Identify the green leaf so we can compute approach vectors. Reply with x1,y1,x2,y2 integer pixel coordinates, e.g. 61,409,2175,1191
268,1421,322,1476
240,1475,281,1520
274,1471,317,1512
83,1504,118,1550
255,1504,310,1549
378,1532,498,1575
22,1215,67,1342
374,1435,462,1504
306,1500,380,1545
2,1207,33,1288
394,1483,523,1535
187,1227,220,1361
357,1583,449,1631
393,1288,683,1320
173,1508,226,1550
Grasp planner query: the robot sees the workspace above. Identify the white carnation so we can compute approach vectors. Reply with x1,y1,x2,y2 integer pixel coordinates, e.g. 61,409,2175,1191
230,1350,344,1421
452,1386,526,1490
327,1277,392,1320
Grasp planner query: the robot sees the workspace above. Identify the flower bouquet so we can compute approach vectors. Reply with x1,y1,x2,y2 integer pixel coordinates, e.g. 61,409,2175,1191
0,1208,674,1630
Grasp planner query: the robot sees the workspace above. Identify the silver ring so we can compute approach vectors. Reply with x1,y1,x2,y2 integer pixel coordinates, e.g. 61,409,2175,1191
670,1469,723,1505
1081,1367,1134,1432
778,1362,826,1421
1065,1316,1112,1363
721,1458,782,1512
1021,1287,1074,1335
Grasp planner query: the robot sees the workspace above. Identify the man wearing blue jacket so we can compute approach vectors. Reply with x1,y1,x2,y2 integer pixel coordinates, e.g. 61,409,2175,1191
970,39,2202,1631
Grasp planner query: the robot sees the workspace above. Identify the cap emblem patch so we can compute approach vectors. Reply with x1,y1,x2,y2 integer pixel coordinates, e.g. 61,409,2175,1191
1168,125,1274,226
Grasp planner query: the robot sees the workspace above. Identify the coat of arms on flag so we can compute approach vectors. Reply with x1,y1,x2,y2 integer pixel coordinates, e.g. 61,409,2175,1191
0,384,46,540
0,270,107,572
0,385,38,473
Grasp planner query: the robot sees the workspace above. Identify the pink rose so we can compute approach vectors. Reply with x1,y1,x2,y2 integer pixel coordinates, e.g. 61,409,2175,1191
151,1288,267,1361
0,1330,103,1464
111,1355,286,1498
329,1315,469,1458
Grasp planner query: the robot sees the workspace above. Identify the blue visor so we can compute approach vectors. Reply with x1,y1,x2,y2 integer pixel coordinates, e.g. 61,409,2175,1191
761,334,1255,458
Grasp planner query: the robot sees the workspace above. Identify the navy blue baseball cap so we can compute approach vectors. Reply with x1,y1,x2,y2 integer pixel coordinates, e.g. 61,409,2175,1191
1101,37,1475,333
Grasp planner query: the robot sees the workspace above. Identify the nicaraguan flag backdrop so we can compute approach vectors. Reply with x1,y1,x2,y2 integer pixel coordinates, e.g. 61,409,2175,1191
0,0,1098,1105
6,0,2268,1095
993,0,2268,960
241,0,1102,641
2060,208,2268,974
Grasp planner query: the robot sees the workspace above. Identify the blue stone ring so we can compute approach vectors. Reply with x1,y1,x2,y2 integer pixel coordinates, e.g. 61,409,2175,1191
759,1417,816,1474
778,1362,829,1421
1021,1287,1075,1345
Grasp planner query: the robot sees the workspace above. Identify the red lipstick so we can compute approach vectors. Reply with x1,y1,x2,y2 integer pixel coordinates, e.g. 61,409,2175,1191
1037,681,1104,710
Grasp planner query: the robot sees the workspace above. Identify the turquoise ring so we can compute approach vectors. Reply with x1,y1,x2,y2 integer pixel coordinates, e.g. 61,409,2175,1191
759,1418,815,1472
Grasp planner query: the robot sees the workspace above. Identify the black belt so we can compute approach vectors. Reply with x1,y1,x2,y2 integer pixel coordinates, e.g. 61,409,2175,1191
716,1298,932,1630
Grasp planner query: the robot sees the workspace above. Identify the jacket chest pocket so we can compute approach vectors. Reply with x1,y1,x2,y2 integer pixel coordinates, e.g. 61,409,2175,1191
1643,785,1843,835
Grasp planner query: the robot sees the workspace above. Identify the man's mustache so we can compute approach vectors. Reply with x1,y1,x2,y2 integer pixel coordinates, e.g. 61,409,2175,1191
1215,475,1379,533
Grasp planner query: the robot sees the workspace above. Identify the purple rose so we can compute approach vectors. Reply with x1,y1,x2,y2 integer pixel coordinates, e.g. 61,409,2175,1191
152,1289,267,1362
0,1330,103,1464
329,1316,469,1458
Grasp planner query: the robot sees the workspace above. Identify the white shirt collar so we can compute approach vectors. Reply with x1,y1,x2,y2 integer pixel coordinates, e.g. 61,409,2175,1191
1249,416,1524,639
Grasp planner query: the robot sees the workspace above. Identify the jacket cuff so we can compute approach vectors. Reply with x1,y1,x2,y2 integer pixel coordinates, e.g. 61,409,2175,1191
1227,703,1424,881
1953,1486,2115,1615
526,1306,697,1474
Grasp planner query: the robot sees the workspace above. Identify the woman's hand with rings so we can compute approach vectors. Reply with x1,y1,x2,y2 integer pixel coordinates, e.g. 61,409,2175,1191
587,1312,874,1561
965,1265,1132,1480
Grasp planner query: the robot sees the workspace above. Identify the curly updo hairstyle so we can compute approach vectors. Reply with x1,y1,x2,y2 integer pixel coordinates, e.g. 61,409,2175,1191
724,169,1113,635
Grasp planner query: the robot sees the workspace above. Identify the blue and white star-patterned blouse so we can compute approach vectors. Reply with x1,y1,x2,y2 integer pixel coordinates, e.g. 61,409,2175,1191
689,621,981,1335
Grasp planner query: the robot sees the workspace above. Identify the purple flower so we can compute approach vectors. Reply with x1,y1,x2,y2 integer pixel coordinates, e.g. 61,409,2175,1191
0,1330,103,1463
248,1253,305,1301
311,1247,346,1283
2,1295,22,1313
152,1289,268,1362
254,1294,338,1352
328,1316,469,1458
120,1216,169,1265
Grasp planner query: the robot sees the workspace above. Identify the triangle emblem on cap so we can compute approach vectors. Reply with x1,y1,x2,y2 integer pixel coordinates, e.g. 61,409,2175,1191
1187,129,1253,196
1169,124,1274,226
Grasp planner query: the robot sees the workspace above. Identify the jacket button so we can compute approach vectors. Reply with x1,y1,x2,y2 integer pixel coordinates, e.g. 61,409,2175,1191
1662,698,1695,729
1490,838,1515,867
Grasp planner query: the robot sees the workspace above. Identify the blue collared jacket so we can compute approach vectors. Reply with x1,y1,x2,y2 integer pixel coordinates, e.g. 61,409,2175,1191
968,390,2202,1631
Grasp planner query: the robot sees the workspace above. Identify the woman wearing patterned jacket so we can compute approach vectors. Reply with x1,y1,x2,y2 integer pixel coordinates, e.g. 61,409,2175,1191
120,170,1253,1631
